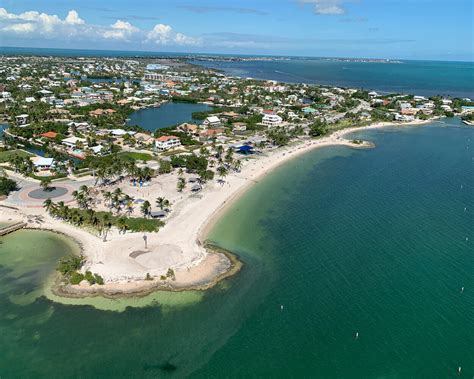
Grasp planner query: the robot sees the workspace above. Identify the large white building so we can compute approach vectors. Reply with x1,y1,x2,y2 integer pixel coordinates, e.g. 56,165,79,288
155,135,181,150
262,113,283,127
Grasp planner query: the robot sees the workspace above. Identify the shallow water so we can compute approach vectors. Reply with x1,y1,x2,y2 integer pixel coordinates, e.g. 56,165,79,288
0,118,472,377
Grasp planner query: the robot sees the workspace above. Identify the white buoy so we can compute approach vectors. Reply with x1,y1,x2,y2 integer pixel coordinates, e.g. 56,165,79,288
461,287,464,293
355,332,359,339
281,305,284,310
458,366,461,374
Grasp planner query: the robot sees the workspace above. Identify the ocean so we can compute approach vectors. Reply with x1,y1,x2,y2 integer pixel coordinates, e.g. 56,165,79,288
2,46,472,98
191,59,474,99
0,118,472,377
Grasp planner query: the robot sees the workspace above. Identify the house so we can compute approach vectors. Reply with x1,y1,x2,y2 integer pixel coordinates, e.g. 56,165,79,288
401,108,419,116
15,114,29,127
155,135,181,150
203,115,221,127
41,131,58,139
262,112,283,127
62,136,86,149
199,128,225,140
31,157,54,171
232,122,247,132
179,123,199,134
89,108,116,117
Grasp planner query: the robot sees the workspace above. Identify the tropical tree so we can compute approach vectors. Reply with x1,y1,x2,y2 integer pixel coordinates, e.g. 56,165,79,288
156,197,170,210
140,200,151,218
177,177,186,192
40,177,52,192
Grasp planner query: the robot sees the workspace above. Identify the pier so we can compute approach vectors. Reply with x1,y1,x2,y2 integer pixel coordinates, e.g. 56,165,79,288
0,222,26,236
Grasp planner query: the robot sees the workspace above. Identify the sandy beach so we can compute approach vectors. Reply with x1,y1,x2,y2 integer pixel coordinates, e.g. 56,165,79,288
0,119,434,296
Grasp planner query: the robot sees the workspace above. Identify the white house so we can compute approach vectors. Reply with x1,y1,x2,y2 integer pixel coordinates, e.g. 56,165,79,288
62,136,86,149
155,135,181,150
15,114,29,127
203,115,221,127
262,113,283,127
31,157,54,171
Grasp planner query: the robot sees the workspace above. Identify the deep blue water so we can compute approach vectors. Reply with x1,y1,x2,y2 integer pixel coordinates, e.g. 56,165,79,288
192,59,474,98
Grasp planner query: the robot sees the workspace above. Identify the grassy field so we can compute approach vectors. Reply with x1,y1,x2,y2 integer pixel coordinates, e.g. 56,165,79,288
0,149,33,163
118,151,154,162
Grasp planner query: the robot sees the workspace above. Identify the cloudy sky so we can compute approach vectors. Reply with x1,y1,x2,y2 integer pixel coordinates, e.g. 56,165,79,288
0,0,472,61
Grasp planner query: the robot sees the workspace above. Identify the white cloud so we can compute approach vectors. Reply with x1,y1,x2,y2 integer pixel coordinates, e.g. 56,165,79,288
103,20,139,40
302,0,346,15
147,23,200,45
0,7,82,35
0,7,200,47
65,10,84,25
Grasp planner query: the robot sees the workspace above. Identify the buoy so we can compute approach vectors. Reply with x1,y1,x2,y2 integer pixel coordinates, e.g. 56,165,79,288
281,305,284,310
458,366,461,374
461,287,464,293
355,332,359,339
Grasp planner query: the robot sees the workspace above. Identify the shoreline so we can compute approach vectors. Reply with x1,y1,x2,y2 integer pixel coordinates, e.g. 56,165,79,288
0,118,436,299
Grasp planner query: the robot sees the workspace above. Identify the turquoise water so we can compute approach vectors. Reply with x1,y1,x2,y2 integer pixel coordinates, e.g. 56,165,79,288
0,118,472,377
127,102,211,132
192,59,474,98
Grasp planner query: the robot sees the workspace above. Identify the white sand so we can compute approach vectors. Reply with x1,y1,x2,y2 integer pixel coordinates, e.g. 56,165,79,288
0,119,433,293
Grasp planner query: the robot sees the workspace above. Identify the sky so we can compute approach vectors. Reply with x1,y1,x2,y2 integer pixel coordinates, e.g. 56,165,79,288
0,0,472,61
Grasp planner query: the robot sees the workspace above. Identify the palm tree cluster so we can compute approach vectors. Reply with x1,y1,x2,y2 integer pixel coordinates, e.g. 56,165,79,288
101,187,135,216
10,155,34,175
43,198,113,239
90,156,155,186
71,185,92,208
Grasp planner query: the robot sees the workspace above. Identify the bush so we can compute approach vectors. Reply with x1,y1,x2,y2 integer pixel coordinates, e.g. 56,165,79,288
145,273,153,281
0,177,18,196
70,272,85,285
57,255,84,276
94,273,104,285
84,270,96,285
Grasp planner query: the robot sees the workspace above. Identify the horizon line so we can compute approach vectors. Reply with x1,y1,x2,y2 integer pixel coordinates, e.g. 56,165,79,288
1,45,473,64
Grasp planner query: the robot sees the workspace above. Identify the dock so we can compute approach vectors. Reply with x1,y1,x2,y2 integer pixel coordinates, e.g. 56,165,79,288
0,222,27,236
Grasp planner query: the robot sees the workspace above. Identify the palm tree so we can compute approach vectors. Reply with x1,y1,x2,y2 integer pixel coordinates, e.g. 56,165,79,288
101,213,112,242
116,217,128,235
233,159,242,172
102,191,112,208
217,165,228,181
140,200,151,218
40,177,52,192
177,177,186,192
177,168,184,177
156,197,171,210
43,198,53,213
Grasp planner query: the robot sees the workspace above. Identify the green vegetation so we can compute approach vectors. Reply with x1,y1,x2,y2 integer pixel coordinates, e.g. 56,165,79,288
0,177,18,196
0,149,33,163
44,199,164,233
57,254,85,276
117,151,153,162
309,120,329,137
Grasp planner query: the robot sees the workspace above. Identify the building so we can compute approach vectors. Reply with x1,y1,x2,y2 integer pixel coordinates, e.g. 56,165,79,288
31,157,54,171
155,136,181,150
232,122,247,132
262,113,283,127
203,115,221,127
15,114,29,127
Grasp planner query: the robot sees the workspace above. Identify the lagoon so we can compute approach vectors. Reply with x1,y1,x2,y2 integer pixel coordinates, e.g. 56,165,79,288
127,102,212,132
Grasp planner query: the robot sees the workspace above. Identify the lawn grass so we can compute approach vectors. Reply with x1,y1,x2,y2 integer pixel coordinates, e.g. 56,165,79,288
118,151,154,162
0,149,33,163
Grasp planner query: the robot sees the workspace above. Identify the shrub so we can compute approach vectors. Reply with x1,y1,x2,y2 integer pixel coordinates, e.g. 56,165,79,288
84,271,96,285
70,272,84,285
94,273,104,285
57,255,84,276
